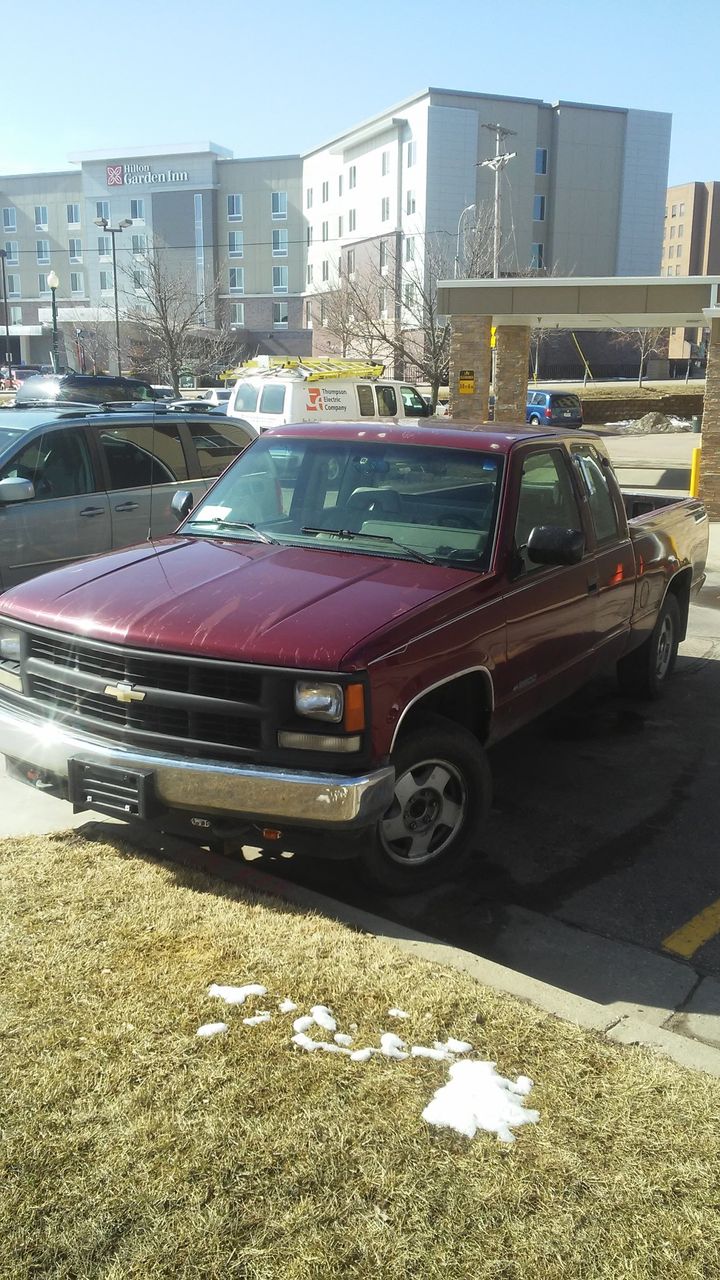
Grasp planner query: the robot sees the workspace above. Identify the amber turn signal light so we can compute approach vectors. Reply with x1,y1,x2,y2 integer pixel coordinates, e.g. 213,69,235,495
343,683,365,732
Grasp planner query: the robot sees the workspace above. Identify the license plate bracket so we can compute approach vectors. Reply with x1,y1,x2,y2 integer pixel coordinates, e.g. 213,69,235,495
68,757,160,819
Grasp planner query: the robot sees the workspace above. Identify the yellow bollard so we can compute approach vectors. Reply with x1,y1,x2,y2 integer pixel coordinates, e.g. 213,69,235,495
690,445,701,498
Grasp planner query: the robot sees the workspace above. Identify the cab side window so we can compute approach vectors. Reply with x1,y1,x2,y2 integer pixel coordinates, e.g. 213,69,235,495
375,385,398,416
515,449,583,574
400,385,427,416
571,445,620,544
0,428,95,499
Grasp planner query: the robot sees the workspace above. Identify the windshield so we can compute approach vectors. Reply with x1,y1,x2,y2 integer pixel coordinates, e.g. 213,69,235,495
183,436,503,570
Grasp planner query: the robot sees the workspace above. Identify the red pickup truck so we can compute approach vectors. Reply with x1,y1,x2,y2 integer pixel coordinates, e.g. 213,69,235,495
0,422,708,892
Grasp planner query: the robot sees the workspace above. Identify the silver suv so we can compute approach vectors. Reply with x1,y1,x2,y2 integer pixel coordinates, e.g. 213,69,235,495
0,403,257,590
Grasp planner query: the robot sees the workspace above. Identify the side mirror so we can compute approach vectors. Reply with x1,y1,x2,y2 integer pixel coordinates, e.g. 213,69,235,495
527,525,584,566
0,477,35,504
171,489,194,521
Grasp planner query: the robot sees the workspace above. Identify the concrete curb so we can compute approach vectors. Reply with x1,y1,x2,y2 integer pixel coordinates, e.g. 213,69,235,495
94,822,720,1080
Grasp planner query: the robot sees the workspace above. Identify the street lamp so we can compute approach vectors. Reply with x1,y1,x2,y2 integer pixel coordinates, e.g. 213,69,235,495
47,269,60,373
454,204,476,278
0,248,13,388
94,216,132,374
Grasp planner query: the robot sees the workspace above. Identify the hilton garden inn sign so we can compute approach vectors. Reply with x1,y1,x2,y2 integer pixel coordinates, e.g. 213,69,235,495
106,163,189,186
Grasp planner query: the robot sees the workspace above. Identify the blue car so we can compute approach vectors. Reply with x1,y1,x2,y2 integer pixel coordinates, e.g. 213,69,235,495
526,389,583,427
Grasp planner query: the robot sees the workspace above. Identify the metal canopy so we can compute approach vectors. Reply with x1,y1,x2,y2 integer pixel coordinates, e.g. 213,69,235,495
437,275,720,329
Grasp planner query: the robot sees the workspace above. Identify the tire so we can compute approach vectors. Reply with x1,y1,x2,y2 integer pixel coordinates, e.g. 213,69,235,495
529,415,541,426
358,714,491,894
617,593,680,699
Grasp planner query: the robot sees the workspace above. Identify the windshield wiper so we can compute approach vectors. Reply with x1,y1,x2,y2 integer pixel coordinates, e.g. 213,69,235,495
187,518,279,544
300,526,436,565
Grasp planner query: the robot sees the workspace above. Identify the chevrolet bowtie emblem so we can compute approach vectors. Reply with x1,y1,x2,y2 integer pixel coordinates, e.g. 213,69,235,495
104,680,146,704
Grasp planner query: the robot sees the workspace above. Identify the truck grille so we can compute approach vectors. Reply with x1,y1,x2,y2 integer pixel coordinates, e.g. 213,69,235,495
24,632,270,761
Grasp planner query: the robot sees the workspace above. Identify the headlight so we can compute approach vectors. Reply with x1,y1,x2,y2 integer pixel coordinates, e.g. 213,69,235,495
0,625,21,662
294,680,343,722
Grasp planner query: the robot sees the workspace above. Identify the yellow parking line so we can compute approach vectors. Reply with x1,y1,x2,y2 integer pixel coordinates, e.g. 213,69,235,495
662,898,720,959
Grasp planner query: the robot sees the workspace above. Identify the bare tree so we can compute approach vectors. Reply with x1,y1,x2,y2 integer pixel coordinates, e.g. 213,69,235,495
59,308,114,374
611,327,669,387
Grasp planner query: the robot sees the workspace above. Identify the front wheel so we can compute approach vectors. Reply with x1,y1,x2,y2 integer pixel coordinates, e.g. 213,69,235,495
358,714,491,894
617,593,680,698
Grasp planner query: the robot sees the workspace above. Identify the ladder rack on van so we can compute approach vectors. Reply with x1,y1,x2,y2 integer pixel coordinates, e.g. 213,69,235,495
229,357,386,383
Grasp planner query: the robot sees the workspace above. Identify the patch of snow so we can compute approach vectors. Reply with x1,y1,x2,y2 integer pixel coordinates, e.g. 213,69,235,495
436,1037,473,1055
243,1012,272,1026
388,1008,409,1019
380,1032,408,1060
422,1061,540,1143
208,983,267,1005
334,1032,353,1047
196,1022,229,1038
278,998,298,1013
293,1014,314,1033
349,1047,375,1062
292,1031,350,1055
411,1045,451,1061
311,1004,337,1032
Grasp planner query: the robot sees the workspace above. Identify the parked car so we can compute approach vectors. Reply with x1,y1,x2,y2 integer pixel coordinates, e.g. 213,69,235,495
0,403,257,589
15,373,158,406
526,389,583,427
227,373,431,428
198,388,232,407
151,385,177,401
0,421,706,894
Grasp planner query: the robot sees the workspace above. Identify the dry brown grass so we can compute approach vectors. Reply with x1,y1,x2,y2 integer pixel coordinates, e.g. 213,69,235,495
1,828,719,1280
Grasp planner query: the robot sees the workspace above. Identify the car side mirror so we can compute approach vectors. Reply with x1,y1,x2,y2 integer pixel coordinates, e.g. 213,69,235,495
527,525,584,566
0,477,35,504
171,489,194,521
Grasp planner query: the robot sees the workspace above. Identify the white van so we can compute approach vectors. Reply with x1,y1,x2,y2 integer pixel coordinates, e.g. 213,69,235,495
226,373,432,430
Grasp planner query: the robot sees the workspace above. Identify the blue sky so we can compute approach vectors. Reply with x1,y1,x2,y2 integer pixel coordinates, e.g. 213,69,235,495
6,0,717,185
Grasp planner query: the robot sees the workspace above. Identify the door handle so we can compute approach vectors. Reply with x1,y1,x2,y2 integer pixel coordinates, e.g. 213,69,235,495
80,506,106,518
114,501,140,512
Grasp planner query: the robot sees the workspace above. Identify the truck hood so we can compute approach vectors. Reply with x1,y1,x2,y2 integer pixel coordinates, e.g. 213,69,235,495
0,536,474,669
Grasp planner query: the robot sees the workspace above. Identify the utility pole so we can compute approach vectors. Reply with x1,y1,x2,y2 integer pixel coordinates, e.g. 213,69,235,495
479,123,517,278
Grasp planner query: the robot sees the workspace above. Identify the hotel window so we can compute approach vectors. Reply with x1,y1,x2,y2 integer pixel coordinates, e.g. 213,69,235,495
322,181,329,202
668,245,674,258
38,273,50,295
338,215,344,238
68,238,82,263
10,305,21,324
7,274,20,296
404,282,415,308
338,175,343,196
381,150,390,176
36,240,50,264
130,199,145,222
133,270,147,291
229,267,245,293
96,200,109,221
678,224,684,238
272,265,288,293
99,270,113,293
306,225,313,246
35,206,48,230
306,263,313,284
675,265,681,275
535,147,548,175
675,244,682,257
347,248,355,276
306,188,313,209
227,194,243,221
98,235,111,259
70,272,84,295
131,234,147,255
305,300,313,329
2,208,16,231
381,196,390,222
4,241,18,263
322,221,329,242
322,259,329,282
406,190,415,215
272,228,288,256
228,231,244,257
666,266,673,276
670,226,676,238
67,203,81,227
348,208,356,232
679,202,685,215
531,243,544,269
320,299,327,325
406,141,416,167
231,302,245,326
271,191,287,219
671,204,677,217
273,301,289,328
405,236,415,261
380,241,388,274
348,165,357,189
533,194,546,221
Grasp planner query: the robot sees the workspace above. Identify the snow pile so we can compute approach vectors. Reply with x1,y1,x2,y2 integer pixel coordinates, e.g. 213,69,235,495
196,980,539,1143
611,411,695,435
422,1061,539,1143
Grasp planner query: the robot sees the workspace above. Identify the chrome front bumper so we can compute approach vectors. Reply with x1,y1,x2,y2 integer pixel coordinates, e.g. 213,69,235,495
0,701,395,829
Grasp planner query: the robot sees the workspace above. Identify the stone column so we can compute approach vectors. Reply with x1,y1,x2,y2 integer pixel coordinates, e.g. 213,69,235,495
449,314,492,424
699,318,720,518
494,325,531,424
